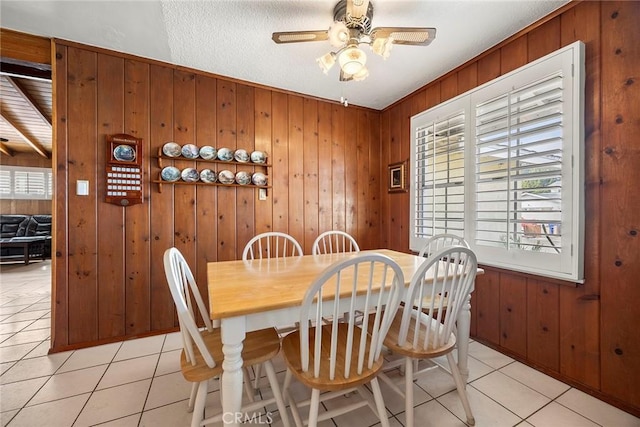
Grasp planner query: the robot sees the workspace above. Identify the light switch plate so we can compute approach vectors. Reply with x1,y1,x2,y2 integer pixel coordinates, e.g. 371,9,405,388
76,180,89,196
259,188,267,201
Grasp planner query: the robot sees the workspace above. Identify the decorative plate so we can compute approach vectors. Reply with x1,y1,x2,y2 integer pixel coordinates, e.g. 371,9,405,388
181,167,200,182
181,144,200,159
234,149,250,163
218,170,235,185
251,172,268,187
161,166,180,182
113,144,135,162
199,145,217,160
200,169,217,183
250,150,267,164
162,142,182,157
217,147,234,162
235,171,251,185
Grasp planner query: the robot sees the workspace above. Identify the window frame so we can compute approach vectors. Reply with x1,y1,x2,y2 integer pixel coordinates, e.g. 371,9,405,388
410,41,585,283
0,165,54,201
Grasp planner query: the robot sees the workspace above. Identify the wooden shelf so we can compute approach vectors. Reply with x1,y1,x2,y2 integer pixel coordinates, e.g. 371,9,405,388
154,154,271,168
152,179,271,193
153,149,271,194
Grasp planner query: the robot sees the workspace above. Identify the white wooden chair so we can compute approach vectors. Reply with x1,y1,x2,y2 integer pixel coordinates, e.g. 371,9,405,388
242,231,303,385
281,253,404,427
377,246,478,427
242,231,303,260
419,233,470,258
311,230,360,255
163,247,291,427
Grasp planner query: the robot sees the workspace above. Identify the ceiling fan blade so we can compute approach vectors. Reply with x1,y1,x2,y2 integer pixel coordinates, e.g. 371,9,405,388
272,30,328,44
371,27,437,46
347,0,370,19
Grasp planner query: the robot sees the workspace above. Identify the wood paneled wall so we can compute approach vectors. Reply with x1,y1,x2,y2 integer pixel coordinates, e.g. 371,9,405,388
0,152,52,215
379,1,640,416
52,43,381,348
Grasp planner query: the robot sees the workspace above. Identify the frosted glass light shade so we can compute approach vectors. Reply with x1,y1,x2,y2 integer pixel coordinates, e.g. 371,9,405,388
316,52,336,74
372,37,393,59
328,21,349,48
338,46,367,75
352,66,369,81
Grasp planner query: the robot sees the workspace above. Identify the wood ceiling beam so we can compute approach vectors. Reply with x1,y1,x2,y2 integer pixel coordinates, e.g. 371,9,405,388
0,113,49,159
5,76,52,126
0,141,14,157
0,29,51,66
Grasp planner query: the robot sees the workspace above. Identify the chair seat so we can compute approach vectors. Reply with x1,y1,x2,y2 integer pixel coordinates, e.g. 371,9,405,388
281,323,383,392
181,326,281,383
381,310,457,359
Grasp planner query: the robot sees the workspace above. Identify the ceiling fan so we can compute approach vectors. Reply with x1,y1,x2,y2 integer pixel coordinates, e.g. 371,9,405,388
272,0,436,82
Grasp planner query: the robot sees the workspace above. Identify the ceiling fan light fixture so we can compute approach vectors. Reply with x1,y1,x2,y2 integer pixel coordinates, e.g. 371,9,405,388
316,52,336,74
328,21,350,47
338,46,367,75
372,36,394,59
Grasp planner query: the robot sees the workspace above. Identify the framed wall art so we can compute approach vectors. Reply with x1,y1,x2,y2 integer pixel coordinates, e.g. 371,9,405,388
388,160,407,193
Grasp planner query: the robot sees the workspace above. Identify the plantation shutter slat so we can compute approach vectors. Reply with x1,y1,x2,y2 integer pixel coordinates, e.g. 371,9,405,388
475,72,564,252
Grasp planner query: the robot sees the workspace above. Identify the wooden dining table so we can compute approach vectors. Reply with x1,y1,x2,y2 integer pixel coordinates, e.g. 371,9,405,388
208,249,482,427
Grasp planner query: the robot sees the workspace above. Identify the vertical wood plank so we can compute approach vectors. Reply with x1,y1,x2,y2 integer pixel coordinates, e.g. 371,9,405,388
457,63,478,95
356,110,369,248
149,64,176,330
379,110,390,250
600,0,640,408
52,43,69,348
288,95,305,245
501,35,528,74
477,50,501,86
474,269,501,343
499,273,527,357
317,102,333,235
527,279,560,371
271,92,288,233
331,105,345,231
303,98,319,253
96,53,126,339
440,73,458,102
66,46,98,344
172,70,197,274
216,80,237,260
559,0,602,389
124,59,150,335
195,74,217,307
387,106,402,251
254,88,273,234
528,16,561,61
344,107,358,238
366,111,380,250
235,84,255,258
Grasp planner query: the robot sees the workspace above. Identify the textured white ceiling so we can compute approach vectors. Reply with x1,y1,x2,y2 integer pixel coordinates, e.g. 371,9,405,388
1,0,568,110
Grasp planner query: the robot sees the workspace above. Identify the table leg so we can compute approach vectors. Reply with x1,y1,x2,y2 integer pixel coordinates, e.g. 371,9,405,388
23,243,30,265
220,316,246,427
456,292,472,385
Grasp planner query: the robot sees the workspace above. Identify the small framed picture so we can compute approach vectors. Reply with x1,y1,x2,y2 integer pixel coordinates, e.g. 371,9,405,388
388,160,407,193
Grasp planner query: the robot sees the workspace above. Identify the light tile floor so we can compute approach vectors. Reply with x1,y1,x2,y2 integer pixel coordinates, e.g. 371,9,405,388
1,260,639,427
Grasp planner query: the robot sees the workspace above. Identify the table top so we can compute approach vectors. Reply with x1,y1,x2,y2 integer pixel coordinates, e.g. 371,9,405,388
207,249,428,320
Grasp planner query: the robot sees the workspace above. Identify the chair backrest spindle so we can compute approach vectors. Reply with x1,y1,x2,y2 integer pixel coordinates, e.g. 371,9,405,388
298,254,403,382
399,246,477,351
312,231,360,255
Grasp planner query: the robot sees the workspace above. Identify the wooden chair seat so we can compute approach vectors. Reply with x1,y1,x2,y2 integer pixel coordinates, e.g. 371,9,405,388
180,326,281,383
382,310,456,359
281,323,383,392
